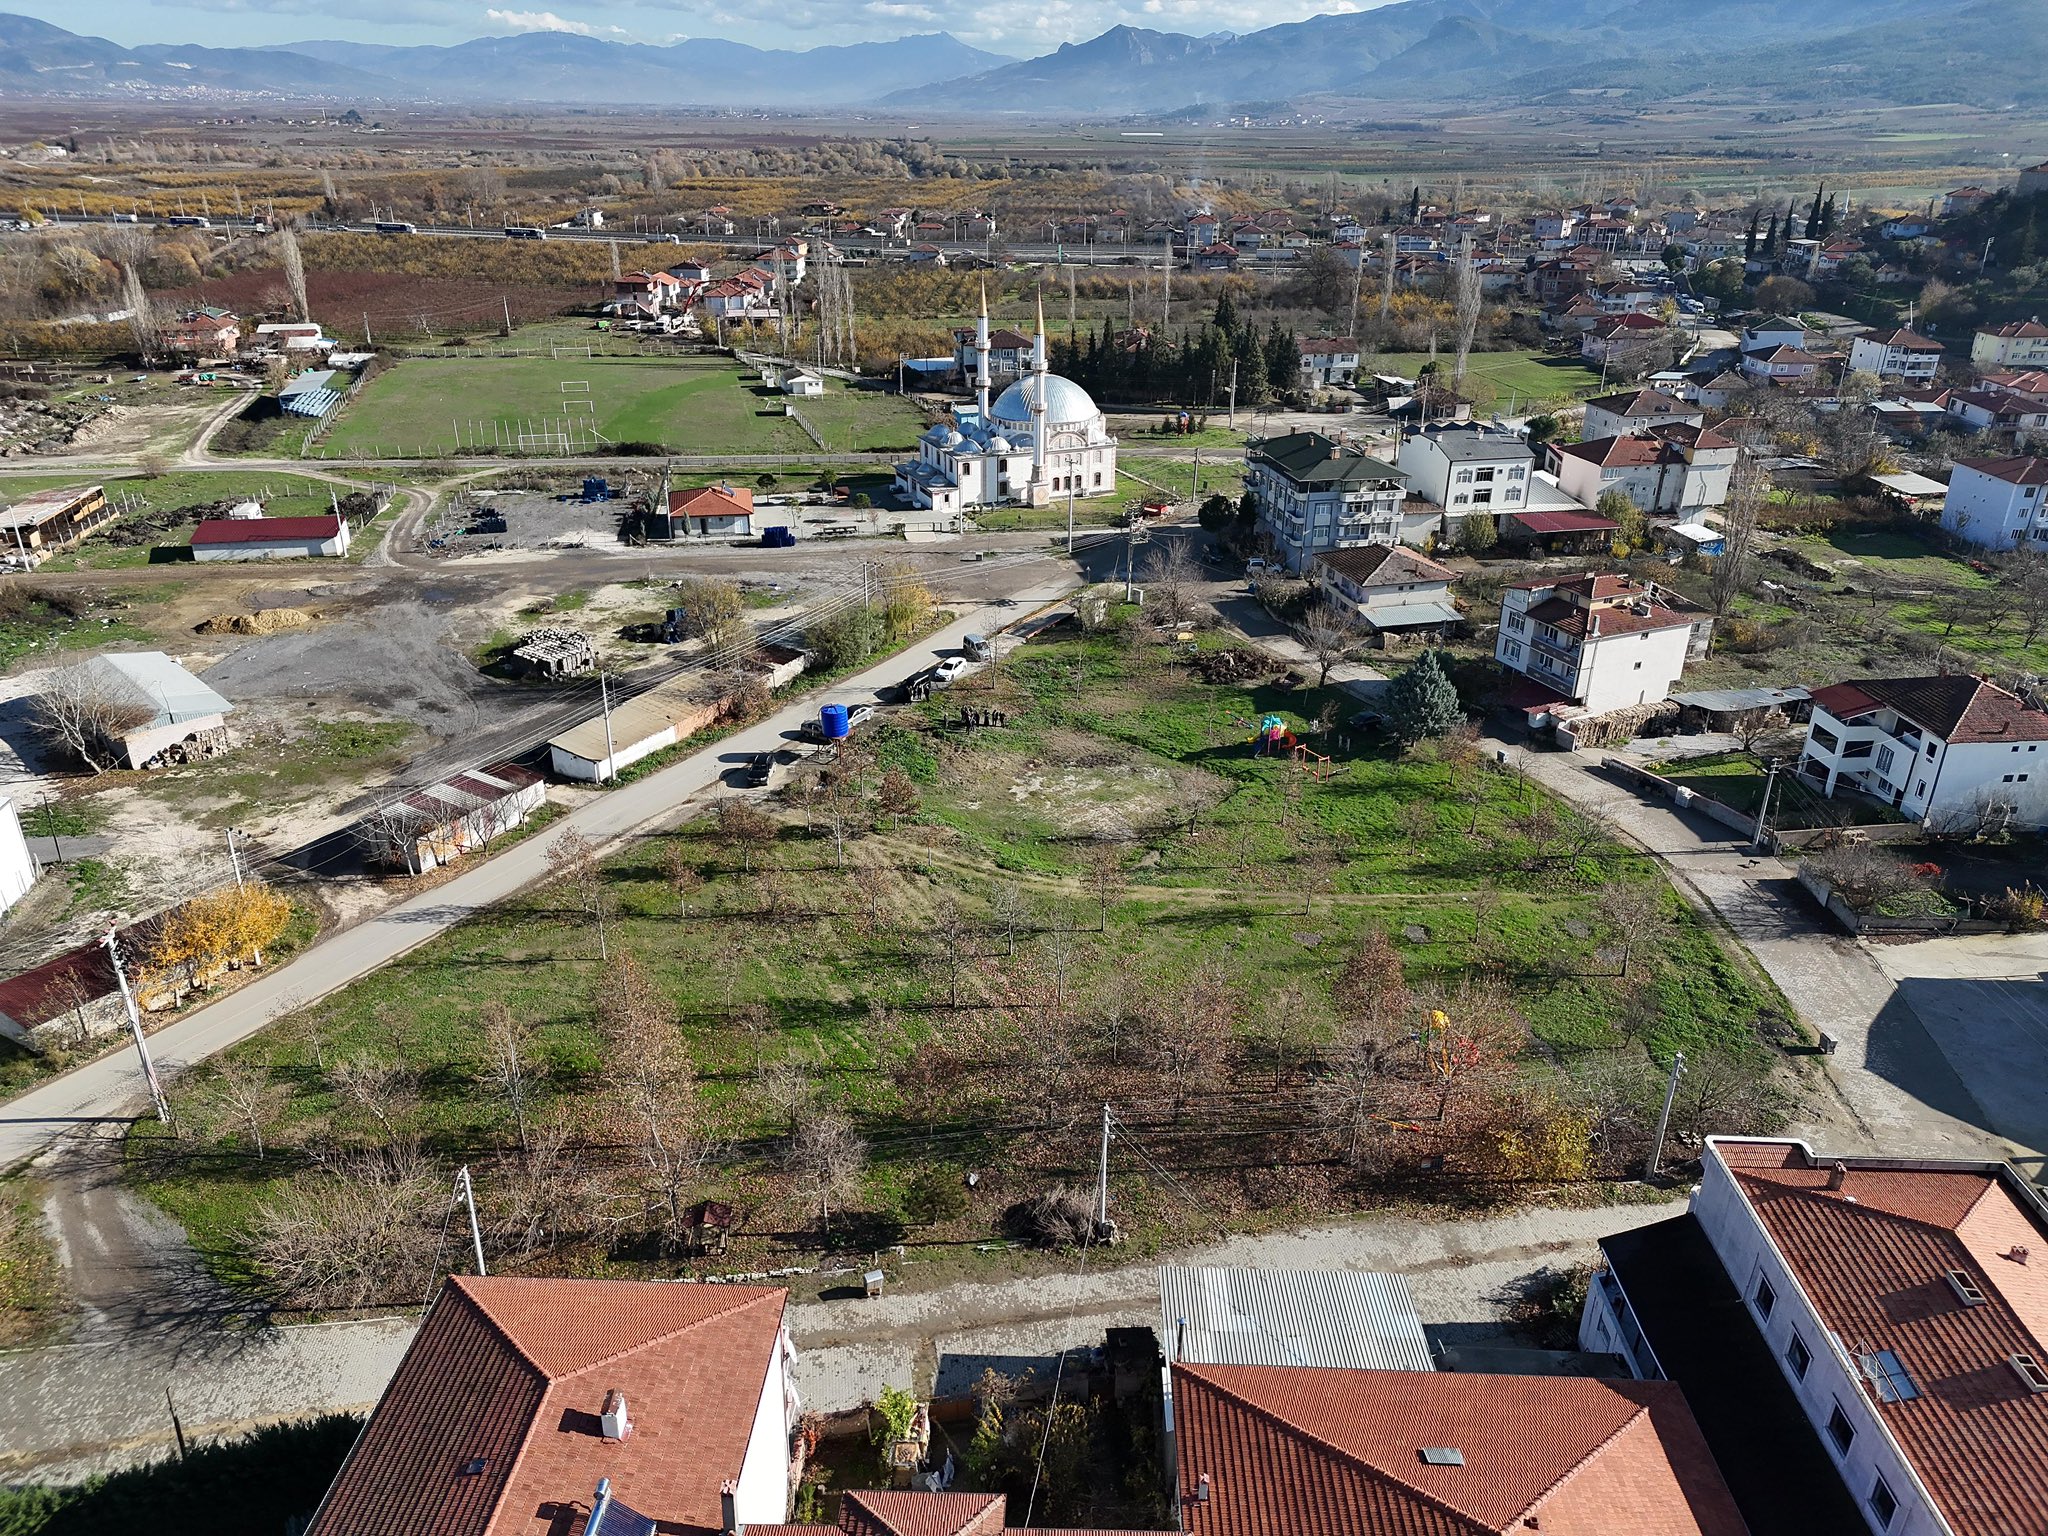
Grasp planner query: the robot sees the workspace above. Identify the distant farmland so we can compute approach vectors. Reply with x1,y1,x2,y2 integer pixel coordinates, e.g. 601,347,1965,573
163,270,576,341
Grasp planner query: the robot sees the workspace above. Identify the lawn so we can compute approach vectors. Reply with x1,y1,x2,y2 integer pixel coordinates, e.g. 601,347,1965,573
1655,750,1901,829
0,584,156,669
1373,349,1607,406
319,353,926,459
133,626,1799,1298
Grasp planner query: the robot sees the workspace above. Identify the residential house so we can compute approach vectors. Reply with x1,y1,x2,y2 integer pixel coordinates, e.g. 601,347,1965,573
1185,210,1220,247
164,305,239,359
1496,573,1711,715
1581,388,1705,441
669,483,756,538
1880,217,1934,240
1943,185,1994,217
1590,281,1666,315
1687,369,1752,410
1580,312,1670,365
1940,388,2048,436
1740,316,1807,354
1739,344,1825,387
1941,455,2048,547
1245,431,1407,573
1394,423,1534,535
1545,296,1607,334
1313,543,1462,645
548,674,721,782
611,270,686,313
565,208,604,229
756,241,808,289
1167,1362,1747,1536
248,321,329,355
779,367,824,397
52,651,232,769
904,244,948,266
1525,254,1601,305
874,207,912,239
1981,367,2048,404
304,1276,799,1536
2021,161,2048,196
369,762,546,874
0,798,33,918
190,513,351,561
1549,425,1740,514
1584,1137,2048,1536
1970,318,2048,369
0,483,113,563
950,325,1034,382
1796,672,2048,827
1531,211,1577,243
700,273,774,322
1845,326,1943,385
1192,242,1240,272
1297,337,1362,388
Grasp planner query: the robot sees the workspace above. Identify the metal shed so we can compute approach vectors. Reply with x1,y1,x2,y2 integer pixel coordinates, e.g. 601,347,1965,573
1158,1264,1435,1372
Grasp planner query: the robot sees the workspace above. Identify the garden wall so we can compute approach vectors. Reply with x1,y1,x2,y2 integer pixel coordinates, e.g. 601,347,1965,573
1598,757,1772,847
1792,865,2003,937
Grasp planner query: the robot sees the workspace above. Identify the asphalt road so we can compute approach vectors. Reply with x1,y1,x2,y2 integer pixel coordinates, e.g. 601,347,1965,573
0,576,1078,1173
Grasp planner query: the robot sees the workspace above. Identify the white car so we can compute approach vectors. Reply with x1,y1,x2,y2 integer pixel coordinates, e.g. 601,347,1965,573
931,656,969,687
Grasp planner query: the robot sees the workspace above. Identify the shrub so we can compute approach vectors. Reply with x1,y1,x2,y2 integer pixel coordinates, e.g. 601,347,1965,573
1008,1185,1094,1249
902,1167,968,1226
1805,844,1934,914
1384,648,1464,744
1988,885,2048,933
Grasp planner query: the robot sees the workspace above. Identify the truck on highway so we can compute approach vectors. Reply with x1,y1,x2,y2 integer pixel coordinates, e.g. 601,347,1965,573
504,225,547,241
166,215,211,228
373,220,419,235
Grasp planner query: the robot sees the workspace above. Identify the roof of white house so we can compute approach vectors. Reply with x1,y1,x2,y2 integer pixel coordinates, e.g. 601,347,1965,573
1159,1264,1434,1373
73,651,232,729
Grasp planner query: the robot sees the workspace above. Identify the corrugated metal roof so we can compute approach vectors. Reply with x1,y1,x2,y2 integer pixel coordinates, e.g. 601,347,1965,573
1159,1265,1434,1373
74,651,232,729
1669,685,1812,713
1362,600,1462,628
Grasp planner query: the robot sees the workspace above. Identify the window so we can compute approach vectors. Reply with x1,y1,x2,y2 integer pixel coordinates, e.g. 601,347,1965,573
1915,780,1927,797
1827,1402,1855,1456
2004,774,2016,783
1786,1333,1812,1379
1869,1477,1898,1529
1863,1349,1919,1403
1926,740,1937,756
1504,641,1523,661
1507,613,1526,632
1810,725,1841,752
1753,1274,1777,1319
1453,494,1469,505
1456,469,1474,484
1875,745,1895,774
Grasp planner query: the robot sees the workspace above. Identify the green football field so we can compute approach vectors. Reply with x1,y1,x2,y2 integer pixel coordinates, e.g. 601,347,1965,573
1372,349,1607,405
320,353,927,458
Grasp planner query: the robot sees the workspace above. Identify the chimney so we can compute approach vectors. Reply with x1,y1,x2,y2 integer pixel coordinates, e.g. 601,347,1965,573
2013,1245,2032,1265
1826,1161,1848,1191
600,1390,632,1442
1196,1473,1212,1504
720,1478,742,1536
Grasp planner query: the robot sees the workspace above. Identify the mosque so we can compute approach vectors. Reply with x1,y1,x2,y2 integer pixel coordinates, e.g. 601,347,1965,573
894,293,1118,520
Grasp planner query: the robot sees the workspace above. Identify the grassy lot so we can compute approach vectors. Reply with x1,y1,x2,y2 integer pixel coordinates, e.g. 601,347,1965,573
1121,454,1245,505
320,353,925,459
134,719,416,831
0,1177,68,1348
0,584,156,669
3,471,350,573
1373,349,1606,405
1654,751,1901,829
134,627,1797,1295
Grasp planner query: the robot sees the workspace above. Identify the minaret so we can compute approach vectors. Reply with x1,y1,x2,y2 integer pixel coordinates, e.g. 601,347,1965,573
1030,291,1048,486
974,281,991,424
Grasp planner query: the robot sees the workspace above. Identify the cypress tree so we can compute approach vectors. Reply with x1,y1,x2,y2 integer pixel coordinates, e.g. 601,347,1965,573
1744,209,1760,262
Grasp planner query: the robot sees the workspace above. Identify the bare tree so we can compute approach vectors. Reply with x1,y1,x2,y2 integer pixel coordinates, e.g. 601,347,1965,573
595,953,700,1252
247,1146,441,1309
1258,982,1320,1089
1302,600,1362,688
476,1000,538,1154
1709,455,1769,617
784,1106,866,1241
545,829,613,961
328,1054,413,1142
1313,1012,1404,1167
485,1117,594,1256
1595,883,1674,979
357,798,436,874
2006,546,2048,647
277,223,310,322
211,1054,286,1160
30,663,154,774
987,882,1028,954
1141,539,1202,623
1450,233,1481,388
1141,961,1236,1120
760,1056,816,1135
716,798,778,878
661,838,705,918
120,262,157,359
1084,841,1129,933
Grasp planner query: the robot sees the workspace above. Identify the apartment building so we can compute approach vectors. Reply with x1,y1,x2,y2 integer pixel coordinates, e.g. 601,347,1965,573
1246,431,1407,572
1495,572,1711,713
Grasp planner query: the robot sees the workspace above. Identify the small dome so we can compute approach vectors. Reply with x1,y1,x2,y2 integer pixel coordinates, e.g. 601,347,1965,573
924,421,951,442
990,373,1100,431
986,435,1012,453
942,429,965,448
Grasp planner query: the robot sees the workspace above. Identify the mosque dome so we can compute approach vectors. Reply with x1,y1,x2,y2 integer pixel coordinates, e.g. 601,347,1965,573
986,435,1012,454
990,374,1101,432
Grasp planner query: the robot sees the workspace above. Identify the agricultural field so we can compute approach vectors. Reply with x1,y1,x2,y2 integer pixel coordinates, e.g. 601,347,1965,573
318,352,927,458
135,624,1800,1307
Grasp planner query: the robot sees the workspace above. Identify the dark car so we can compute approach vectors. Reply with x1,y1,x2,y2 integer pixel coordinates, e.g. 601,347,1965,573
744,751,775,787
1346,709,1387,733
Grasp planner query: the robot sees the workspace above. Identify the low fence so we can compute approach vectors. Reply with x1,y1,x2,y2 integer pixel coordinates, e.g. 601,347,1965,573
1599,757,1771,847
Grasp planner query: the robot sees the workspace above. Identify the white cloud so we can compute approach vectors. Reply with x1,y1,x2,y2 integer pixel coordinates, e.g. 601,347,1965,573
484,7,610,33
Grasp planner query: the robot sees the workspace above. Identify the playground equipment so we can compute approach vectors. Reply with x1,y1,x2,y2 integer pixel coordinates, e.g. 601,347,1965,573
1293,743,1337,781
1250,714,1297,756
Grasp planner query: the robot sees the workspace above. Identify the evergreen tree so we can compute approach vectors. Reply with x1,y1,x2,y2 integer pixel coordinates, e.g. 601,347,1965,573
1763,210,1778,255
1819,194,1837,240
1804,184,1824,242
1408,186,1421,224
1777,205,1794,255
1384,648,1463,744
1213,291,1238,334
1264,323,1300,399
1744,209,1760,262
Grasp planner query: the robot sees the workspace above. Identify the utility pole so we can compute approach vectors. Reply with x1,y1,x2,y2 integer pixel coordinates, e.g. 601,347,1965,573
599,671,618,783
1226,359,1238,430
1094,1104,1114,1234
104,927,169,1124
39,790,61,866
225,826,246,887
1751,759,1779,849
502,295,512,335
362,312,373,347
456,1165,487,1275
1191,445,1201,505
1647,1051,1685,1180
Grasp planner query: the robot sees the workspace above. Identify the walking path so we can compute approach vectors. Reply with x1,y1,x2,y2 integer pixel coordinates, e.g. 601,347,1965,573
0,576,1075,1174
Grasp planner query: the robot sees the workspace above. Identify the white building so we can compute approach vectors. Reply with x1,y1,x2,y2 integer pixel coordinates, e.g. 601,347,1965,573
1796,673,2048,829
1394,423,1534,533
0,797,37,915
896,294,1116,520
1549,426,1740,514
1845,326,1943,386
1940,456,2048,548
1739,344,1824,387
1245,431,1406,572
1970,317,2048,370
779,368,824,397
191,513,351,561
1583,1137,2048,1536
1496,572,1711,714
1740,316,1809,354
1580,388,1704,441
1298,337,1362,388
56,652,233,769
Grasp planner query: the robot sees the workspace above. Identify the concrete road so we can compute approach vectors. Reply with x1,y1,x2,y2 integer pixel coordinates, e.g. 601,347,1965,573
1508,739,2038,1164
0,576,1078,1173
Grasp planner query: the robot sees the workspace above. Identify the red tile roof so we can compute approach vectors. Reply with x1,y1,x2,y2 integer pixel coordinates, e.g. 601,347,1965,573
1860,327,1943,351
306,1276,787,1536
1713,1140,2048,1536
840,1491,1006,1536
1958,455,2048,487
1984,319,2048,340
1555,433,1676,469
0,935,118,1026
191,514,343,546
669,485,755,519
1173,1362,1748,1535
1315,542,1459,587
1807,674,2048,743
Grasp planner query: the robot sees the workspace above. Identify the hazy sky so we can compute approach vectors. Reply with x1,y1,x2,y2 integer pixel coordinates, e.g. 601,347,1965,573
24,0,1378,56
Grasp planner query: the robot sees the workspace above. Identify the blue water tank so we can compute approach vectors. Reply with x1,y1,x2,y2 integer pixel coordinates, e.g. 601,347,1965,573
820,704,850,739
582,476,608,502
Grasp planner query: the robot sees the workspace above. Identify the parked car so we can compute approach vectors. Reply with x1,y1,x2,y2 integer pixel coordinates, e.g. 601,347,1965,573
931,656,969,686
744,750,775,787
1346,709,1387,733
1245,557,1274,576
799,702,875,742
961,633,994,662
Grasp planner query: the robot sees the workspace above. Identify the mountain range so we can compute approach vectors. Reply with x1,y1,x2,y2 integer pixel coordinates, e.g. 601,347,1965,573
0,0,2041,113
0,14,1013,107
